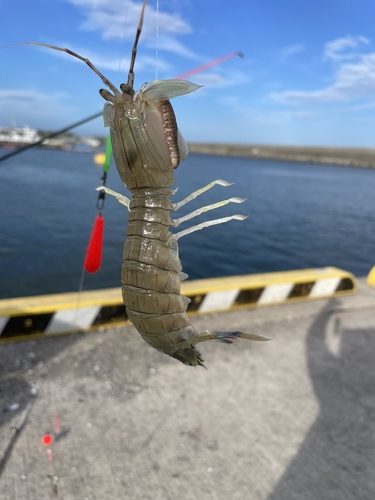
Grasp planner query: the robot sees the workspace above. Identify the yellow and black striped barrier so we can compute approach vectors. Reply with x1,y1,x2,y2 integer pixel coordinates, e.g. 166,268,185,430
0,267,355,343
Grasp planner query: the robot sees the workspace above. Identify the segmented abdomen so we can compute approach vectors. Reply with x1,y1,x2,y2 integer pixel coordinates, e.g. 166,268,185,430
121,191,200,362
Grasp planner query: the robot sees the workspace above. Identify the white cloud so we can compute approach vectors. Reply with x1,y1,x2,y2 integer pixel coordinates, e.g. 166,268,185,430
63,0,198,58
191,70,251,90
148,37,197,60
280,44,305,61
0,88,69,105
0,88,73,127
348,100,375,111
323,35,370,61
219,96,318,125
36,42,172,77
270,37,375,105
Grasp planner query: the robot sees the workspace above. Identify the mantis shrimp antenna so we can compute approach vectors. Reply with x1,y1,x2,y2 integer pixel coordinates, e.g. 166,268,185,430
4,41,120,96
3,0,150,96
128,0,148,89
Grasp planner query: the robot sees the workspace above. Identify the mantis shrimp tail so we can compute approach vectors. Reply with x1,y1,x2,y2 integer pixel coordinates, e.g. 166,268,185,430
161,330,269,368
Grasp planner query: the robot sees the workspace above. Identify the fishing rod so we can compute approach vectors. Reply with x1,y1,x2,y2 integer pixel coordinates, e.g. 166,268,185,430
0,111,103,164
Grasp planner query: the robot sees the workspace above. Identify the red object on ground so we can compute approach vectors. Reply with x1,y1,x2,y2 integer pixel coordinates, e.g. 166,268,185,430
84,214,104,273
41,434,53,446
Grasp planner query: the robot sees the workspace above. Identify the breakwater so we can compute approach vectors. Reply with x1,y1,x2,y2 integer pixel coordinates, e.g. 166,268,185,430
188,143,375,168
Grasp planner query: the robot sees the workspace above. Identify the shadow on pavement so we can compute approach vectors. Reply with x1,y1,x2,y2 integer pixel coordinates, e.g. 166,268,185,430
268,299,375,500
0,334,80,429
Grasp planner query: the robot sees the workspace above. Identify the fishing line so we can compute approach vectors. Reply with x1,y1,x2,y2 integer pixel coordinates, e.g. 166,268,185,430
155,0,159,80
75,135,111,317
117,0,131,73
74,266,86,323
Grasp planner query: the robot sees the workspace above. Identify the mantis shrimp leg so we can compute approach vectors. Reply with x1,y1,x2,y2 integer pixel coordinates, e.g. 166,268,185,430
100,181,247,229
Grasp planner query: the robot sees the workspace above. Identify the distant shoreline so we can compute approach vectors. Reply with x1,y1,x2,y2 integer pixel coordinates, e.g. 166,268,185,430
187,143,375,169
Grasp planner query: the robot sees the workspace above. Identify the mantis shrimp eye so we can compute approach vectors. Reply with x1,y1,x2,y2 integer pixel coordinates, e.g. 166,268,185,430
99,88,115,103
120,83,135,96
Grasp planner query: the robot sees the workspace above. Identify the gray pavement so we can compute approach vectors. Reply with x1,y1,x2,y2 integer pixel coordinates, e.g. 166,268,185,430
1,279,375,499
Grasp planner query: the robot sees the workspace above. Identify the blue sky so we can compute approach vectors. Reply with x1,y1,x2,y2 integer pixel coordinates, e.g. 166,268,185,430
2,0,375,146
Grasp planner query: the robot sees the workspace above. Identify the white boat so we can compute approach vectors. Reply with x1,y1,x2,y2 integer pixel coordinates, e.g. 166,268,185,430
0,126,41,144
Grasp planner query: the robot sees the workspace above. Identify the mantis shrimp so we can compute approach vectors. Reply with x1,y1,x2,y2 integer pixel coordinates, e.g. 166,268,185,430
20,0,267,366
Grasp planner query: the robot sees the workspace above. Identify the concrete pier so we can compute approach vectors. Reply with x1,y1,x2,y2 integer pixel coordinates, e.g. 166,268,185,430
1,278,375,499
188,143,375,169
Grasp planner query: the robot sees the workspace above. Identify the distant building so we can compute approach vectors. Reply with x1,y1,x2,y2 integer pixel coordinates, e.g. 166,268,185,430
0,126,104,151
80,136,101,148
0,126,41,144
